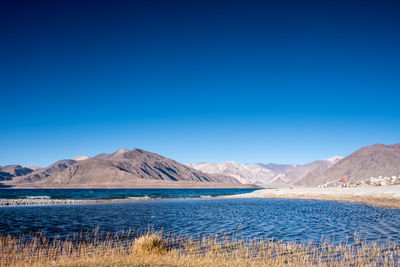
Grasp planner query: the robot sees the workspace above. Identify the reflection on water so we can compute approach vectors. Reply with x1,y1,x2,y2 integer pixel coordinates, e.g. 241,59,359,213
1,198,399,245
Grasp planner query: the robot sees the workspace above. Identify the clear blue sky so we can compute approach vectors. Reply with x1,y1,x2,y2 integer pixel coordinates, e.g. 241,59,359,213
1,0,399,167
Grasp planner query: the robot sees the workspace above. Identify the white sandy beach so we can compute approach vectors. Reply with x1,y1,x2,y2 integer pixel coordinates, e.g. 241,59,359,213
225,185,400,208
229,185,400,198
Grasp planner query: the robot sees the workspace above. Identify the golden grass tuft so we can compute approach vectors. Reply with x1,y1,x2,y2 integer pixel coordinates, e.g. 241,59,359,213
131,231,166,254
0,229,399,266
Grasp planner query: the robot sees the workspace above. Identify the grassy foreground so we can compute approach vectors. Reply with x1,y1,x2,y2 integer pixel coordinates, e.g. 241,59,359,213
1,230,399,267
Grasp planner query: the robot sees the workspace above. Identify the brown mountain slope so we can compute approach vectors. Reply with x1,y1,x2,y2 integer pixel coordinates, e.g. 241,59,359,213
0,165,34,181
295,143,400,186
10,160,77,183
188,157,341,187
285,160,333,181
10,148,244,188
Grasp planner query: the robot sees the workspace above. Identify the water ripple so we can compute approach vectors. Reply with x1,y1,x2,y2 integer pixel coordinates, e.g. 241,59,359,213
0,198,400,245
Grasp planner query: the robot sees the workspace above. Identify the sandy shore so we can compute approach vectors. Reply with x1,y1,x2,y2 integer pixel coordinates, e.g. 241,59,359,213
226,185,400,208
3,186,400,208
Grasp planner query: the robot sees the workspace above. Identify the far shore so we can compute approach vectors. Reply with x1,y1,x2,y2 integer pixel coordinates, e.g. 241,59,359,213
0,186,260,207
2,185,400,209
0,198,163,207
0,182,260,189
224,185,400,209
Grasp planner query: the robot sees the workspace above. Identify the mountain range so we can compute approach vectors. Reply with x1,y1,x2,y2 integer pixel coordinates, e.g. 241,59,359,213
1,142,399,188
293,143,400,186
189,143,400,187
1,148,250,188
187,156,342,187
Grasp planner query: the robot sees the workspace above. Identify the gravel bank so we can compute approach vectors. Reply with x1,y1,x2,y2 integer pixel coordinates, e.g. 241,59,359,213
225,185,400,208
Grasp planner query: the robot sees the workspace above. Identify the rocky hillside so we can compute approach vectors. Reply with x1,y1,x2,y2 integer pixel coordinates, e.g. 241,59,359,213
0,165,34,181
187,161,276,185
11,160,77,184
188,157,342,187
294,143,400,186
5,149,245,188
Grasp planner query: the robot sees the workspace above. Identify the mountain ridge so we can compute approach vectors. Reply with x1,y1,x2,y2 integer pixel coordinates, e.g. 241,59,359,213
295,142,400,186
187,157,342,187
3,148,251,189
2,142,399,188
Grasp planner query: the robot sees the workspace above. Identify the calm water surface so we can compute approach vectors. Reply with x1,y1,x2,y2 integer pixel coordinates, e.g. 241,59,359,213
1,198,400,245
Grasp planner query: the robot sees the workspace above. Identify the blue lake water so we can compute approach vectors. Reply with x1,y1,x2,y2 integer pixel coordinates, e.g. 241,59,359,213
0,188,260,200
1,195,400,245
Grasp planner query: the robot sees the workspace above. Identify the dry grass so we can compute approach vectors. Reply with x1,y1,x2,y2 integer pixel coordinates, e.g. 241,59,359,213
1,229,399,267
131,231,166,254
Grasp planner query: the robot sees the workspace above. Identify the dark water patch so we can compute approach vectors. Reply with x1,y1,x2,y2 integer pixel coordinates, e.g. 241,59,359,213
0,183,12,188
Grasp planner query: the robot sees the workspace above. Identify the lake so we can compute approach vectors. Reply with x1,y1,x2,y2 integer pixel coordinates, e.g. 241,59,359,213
1,192,400,245
0,188,260,200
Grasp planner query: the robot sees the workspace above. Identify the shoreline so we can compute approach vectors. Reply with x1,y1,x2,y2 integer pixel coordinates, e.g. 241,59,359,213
2,185,400,208
0,195,241,207
0,182,260,189
0,198,165,207
224,185,400,209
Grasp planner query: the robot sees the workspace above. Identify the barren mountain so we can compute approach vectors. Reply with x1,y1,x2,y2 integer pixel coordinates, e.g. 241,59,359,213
186,161,276,184
11,160,77,183
6,149,246,188
256,163,293,173
294,143,400,186
0,165,34,181
287,158,342,185
188,157,342,187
